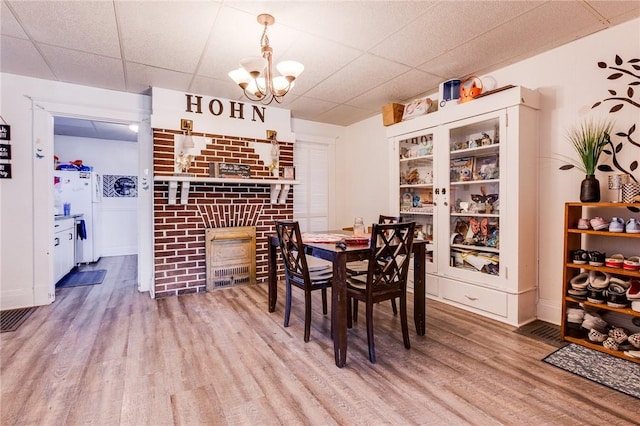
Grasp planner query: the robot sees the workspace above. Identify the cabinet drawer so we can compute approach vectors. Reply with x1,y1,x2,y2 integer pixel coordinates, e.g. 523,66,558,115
441,278,507,317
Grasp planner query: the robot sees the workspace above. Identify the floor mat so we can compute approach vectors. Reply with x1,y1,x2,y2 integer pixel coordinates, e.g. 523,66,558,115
543,343,640,399
514,319,565,348
1,307,37,332
56,269,107,288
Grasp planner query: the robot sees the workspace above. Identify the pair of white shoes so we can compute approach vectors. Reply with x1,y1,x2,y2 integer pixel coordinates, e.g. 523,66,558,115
569,271,611,289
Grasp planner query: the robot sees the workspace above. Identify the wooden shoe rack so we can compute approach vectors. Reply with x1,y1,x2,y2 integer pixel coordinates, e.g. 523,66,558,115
561,202,640,363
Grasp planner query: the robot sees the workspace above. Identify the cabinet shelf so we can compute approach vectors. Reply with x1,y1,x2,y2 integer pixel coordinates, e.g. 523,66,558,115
450,144,499,159
400,183,433,188
565,262,640,278
451,212,500,218
451,243,500,254
400,155,433,162
567,228,640,239
565,296,640,317
450,179,499,186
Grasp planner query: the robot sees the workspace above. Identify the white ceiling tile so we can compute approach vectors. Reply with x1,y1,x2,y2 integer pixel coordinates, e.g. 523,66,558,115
39,44,125,91
116,1,221,73
313,104,374,127
189,74,245,101
7,0,121,57
1,1,28,38
287,96,338,121
304,54,410,103
125,62,194,94
585,1,640,21
2,1,639,127
0,35,55,79
370,1,545,67
347,69,443,110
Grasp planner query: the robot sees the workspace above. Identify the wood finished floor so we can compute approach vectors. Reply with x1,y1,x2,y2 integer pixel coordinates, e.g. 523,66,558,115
1,255,637,425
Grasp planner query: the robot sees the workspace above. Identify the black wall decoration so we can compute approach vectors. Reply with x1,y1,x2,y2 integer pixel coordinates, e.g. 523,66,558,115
592,55,639,183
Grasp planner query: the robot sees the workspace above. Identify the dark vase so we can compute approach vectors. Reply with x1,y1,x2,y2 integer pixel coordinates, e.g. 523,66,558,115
580,174,600,202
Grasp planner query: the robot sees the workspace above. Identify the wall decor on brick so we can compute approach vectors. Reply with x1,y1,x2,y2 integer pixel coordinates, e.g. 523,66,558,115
152,128,293,298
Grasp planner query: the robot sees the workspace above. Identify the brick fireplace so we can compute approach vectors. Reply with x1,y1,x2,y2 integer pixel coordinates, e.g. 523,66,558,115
152,128,293,298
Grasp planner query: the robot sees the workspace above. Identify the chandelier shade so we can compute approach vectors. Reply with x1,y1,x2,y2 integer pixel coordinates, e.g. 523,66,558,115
228,14,303,104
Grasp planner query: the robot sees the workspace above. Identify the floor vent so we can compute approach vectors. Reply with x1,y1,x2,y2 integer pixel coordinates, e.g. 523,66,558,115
514,320,566,348
0,307,37,333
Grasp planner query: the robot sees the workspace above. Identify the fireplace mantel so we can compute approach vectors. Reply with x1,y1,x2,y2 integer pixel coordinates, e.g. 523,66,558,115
154,175,299,205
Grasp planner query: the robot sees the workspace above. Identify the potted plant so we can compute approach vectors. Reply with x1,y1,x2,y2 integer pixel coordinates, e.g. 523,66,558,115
561,118,614,202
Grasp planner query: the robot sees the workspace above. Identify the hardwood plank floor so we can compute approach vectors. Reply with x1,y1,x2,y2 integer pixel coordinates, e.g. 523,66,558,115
1,255,637,425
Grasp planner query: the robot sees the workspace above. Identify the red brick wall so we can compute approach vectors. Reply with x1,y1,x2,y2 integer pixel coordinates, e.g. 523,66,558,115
153,129,293,298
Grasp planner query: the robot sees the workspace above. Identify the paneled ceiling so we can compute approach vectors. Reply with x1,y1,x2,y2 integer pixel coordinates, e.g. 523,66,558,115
2,0,639,133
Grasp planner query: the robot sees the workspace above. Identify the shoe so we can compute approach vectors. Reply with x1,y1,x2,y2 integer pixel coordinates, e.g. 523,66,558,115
569,272,590,289
577,218,591,229
626,280,640,299
605,253,624,268
628,333,640,349
586,284,607,303
610,276,631,289
609,217,625,232
588,328,607,343
623,256,640,271
588,251,606,266
589,270,610,288
572,249,588,265
603,337,619,351
607,283,628,308
626,218,640,234
590,216,609,230
609,327,629,344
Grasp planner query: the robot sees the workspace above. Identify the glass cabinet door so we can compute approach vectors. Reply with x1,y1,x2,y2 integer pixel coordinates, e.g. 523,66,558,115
439,111,505,283
398,131,436,270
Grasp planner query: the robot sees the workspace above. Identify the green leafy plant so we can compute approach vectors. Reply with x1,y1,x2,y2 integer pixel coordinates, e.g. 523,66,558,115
560,119,614,175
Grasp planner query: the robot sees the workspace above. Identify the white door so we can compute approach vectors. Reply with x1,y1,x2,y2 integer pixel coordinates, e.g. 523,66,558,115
293,139,334,232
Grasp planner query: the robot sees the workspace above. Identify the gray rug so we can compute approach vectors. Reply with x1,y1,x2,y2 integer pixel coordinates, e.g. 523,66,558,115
56,269,107,288
543,344,640,399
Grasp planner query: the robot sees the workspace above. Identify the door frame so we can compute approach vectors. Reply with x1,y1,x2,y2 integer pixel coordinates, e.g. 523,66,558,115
31,99,153,301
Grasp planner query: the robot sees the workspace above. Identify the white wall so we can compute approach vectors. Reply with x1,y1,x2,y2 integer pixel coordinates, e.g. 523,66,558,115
55,135,138,256
0,73,150,309
342,18,640,325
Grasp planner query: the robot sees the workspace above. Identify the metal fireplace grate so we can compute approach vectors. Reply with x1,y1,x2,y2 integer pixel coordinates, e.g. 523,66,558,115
206,226,256,291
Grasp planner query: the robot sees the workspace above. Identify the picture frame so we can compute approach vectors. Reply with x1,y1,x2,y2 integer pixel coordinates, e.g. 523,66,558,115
449,156,474,182
283,166,295,180
474,154,499,180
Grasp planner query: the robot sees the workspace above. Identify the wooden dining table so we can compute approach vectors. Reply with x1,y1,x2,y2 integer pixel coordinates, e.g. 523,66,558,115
267,232,428,368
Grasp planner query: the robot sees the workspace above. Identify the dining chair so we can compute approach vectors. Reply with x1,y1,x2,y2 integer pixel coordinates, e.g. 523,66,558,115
346,221,415,363
274,220,332,342
348,215,404,319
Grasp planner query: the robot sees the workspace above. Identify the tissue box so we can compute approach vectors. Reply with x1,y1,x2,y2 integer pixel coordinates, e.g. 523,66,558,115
382,103,404,126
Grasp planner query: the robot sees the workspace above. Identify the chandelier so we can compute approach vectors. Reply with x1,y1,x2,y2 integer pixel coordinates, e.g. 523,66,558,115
228,14,304,105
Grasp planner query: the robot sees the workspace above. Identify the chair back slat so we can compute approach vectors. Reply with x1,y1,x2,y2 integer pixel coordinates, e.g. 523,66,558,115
366,222,415,293
274,220,311,286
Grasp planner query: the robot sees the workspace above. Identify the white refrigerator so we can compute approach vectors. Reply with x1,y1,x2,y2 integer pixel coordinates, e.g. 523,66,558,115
53,170,102,263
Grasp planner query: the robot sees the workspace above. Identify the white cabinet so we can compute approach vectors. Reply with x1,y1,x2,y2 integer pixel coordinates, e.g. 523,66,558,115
54,218,75,282
388,86,540,326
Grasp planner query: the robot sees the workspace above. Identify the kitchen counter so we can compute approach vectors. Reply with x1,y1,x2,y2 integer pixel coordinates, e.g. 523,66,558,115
54,214,83,220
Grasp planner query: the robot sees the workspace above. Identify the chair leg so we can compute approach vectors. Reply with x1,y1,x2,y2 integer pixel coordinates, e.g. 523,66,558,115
391,298,397,315
353,299,358,322
366,302,376,363
284,279,292,327
347,296,353,328
400,293,410,350
321,288,328,315
304,290,312,342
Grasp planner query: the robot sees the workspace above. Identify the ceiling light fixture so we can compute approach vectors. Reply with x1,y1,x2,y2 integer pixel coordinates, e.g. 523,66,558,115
228,14,304,105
